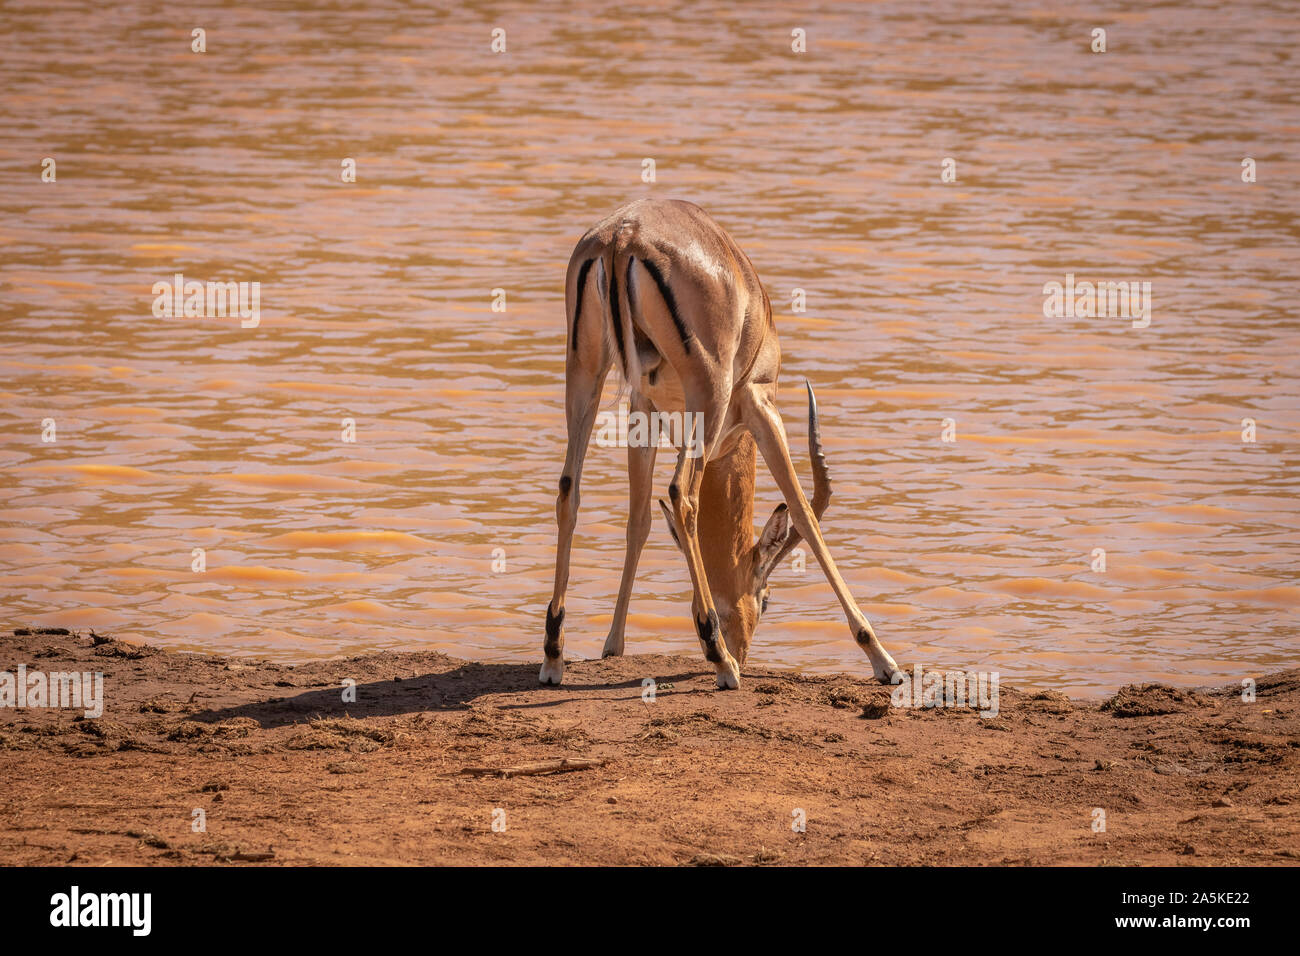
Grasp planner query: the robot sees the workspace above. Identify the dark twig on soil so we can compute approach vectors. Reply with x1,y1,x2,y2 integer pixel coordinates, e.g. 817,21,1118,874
457,757,608,778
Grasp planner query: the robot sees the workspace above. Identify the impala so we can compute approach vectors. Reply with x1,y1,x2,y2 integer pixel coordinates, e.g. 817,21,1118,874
541,198,901,689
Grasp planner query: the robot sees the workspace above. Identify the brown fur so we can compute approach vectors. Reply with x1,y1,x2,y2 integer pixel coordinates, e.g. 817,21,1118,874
542,199,901,689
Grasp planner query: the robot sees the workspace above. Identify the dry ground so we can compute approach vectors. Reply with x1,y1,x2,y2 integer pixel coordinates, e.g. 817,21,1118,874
1,628,1296,865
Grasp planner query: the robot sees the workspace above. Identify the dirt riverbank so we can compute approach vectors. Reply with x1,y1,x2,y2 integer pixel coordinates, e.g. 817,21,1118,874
1,628,1296,865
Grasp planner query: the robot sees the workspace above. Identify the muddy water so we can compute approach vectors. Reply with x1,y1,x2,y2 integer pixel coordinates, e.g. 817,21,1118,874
1,1,1297,694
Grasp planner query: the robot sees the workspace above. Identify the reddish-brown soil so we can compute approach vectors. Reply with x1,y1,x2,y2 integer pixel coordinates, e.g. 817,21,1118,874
1,628,1296,865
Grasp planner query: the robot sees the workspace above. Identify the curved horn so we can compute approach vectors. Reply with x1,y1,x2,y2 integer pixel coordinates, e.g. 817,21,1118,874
805,380,832,520
759,380,832,580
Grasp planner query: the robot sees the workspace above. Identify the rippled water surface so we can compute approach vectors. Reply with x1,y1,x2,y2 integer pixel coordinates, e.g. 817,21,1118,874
2,0,1297,694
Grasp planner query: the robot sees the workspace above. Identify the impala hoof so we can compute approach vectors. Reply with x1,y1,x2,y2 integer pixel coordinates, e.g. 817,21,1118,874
539,657,564,686
856,626,900,684
870,648,901,684
600,639,624,658
715,660,741,690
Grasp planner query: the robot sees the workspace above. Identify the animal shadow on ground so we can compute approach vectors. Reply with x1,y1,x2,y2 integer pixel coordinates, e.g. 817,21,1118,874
190,661,706,729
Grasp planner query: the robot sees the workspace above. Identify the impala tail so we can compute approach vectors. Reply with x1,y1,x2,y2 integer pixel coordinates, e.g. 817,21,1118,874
575,247,673,394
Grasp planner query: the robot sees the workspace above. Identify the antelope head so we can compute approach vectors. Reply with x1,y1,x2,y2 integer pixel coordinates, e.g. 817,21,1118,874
658,383,831,668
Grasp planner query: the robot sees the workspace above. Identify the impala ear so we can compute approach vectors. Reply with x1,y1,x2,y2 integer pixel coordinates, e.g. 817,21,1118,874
658,499,683,552
755,503,790,580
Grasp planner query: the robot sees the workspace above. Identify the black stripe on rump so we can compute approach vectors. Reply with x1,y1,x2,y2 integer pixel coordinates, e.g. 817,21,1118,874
608,253,627,376
569,258,595,351
639,256,692,354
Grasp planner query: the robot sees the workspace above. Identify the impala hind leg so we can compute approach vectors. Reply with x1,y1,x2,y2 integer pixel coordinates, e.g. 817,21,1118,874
740,384,900,682
541,363,608,685
669,394,742,689
602,394,658,658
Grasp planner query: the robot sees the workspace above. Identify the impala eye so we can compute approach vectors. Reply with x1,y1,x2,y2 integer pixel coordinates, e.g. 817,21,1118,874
761,593,770,615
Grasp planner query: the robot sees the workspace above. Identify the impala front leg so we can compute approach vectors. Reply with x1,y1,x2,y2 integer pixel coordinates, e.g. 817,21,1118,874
669,394,742,689
670,456,740,689
740,384,901,683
